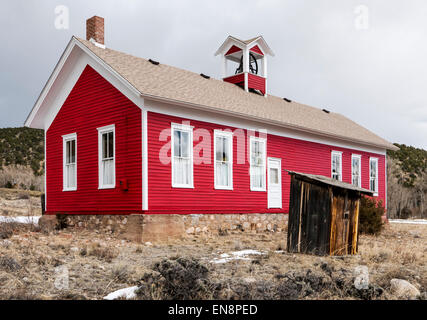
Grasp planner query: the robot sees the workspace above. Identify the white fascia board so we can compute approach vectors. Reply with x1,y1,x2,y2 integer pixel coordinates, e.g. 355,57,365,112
142,96,387,156
25,37,142,130
215,35,274,57
246,36,274,56
215,36,245,56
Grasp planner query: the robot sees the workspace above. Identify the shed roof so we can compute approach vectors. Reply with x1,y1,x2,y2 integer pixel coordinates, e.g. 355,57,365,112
286,170,374,195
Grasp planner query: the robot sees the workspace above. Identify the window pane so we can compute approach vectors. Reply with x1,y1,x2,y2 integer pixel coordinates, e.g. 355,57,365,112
181,131,189,158
216,162,229,187
270,168,279,184
174,157,190,185
173,130,181,157
102,133,108,159
222,137,229,162
103,159,114,185
71,140,76,163
215,136,223,161
108,132,114,158
66,141,70,164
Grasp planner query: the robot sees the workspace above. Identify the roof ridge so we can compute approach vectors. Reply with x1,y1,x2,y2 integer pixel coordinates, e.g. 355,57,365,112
74,37,396,150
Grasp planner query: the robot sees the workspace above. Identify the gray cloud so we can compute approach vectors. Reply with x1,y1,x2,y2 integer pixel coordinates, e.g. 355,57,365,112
0,0,425,148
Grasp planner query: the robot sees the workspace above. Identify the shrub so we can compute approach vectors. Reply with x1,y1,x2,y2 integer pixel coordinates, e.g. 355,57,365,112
136,257,216,300
359,197,385,235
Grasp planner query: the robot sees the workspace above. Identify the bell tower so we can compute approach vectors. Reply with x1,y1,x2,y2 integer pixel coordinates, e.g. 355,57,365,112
215,36,274,96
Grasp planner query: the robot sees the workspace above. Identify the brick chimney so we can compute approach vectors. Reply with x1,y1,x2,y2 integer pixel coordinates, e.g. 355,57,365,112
86,16,104,45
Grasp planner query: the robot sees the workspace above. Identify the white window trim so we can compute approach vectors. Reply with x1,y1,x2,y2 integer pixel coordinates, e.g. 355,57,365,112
62,133,77,191
351,154,362,187
171,123,194,188
250,136,267,192
214,130,233,190
369,157,379,196
98,124,116,189
331,151,343,182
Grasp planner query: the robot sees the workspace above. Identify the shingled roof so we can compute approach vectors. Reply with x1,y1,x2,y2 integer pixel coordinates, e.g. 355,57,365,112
75,37,396,151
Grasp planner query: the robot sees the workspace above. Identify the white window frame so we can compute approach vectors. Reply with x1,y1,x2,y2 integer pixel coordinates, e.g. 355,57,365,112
351,154,362,187
171,123,194,188
369,157,379,196
62,133,77,191
98,124,116,189
331,151,343,181
214,130,233,190
249,136,267,191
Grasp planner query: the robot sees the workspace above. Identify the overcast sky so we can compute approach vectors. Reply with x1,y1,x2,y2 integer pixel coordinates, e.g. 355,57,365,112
0,0,426,149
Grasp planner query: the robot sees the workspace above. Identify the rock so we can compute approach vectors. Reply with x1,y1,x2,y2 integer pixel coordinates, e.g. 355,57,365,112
38,215,58,232
243,277,257,284
0,239,12,248
390,279,420,299
144,242,153,246
70,247,79,252
186,227,195,234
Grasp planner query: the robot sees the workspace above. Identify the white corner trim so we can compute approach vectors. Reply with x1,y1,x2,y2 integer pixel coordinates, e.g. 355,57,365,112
62,132,77,192
98,124,116,189
142,108,148,210
249,135,267,192
214,129,233,190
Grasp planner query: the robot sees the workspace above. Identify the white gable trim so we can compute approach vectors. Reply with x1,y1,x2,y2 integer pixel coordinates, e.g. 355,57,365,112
25,37,142,130
215,35,274,57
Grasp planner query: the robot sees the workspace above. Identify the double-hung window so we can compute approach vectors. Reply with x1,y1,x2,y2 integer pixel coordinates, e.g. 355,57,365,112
351,154,362,187
172,123,193,188
331,151,342,181
250,136,266,191
63,133,77,191
214,130,233,189
98,124,115,189
369,157,378,195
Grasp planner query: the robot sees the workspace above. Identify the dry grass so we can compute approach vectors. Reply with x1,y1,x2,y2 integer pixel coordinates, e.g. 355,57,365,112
0,222,424,300
0,165,44,192
0,188,42,216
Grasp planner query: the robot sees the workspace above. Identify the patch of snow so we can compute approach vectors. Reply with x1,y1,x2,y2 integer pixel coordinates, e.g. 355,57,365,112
0,216,40,225
389,219,427,225
210,249,265,264
103,286,138,300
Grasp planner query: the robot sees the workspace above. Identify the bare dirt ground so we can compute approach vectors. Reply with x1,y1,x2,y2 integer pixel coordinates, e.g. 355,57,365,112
0,188,42,216
0,216,425,300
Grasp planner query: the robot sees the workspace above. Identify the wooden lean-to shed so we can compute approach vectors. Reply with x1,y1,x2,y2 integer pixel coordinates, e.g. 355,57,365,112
286,171,374,256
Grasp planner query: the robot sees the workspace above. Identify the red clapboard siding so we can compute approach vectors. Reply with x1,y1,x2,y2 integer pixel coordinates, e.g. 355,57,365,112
248,73,266,94
223,73,245,85
225,45,242,56
250,45,264,55
147,111,386,214
46,65,142,214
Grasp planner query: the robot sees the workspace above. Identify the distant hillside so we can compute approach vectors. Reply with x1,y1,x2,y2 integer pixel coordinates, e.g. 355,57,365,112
0,127,44,174
387,143,426,219
0,127,44,190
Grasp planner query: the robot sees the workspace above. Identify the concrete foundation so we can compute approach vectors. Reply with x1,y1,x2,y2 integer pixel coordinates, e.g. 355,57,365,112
40,213,288,242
